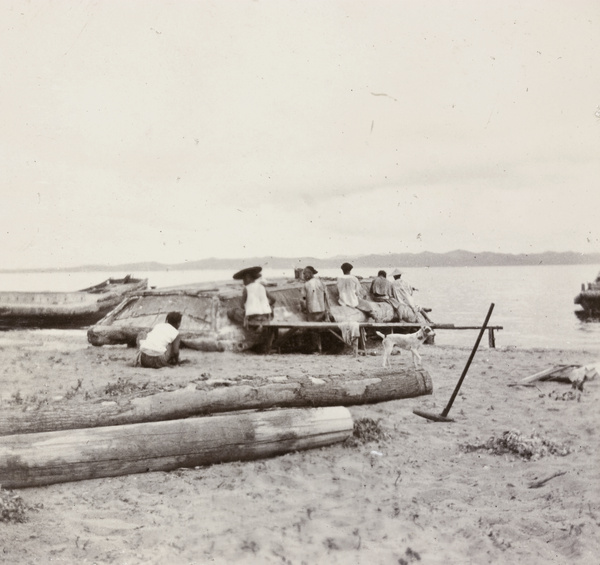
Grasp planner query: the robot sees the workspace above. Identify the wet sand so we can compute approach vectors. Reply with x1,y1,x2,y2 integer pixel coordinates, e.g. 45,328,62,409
0,329,598,564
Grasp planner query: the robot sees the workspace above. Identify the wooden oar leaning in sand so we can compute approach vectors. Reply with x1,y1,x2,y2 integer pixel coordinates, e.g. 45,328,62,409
413,303,495,423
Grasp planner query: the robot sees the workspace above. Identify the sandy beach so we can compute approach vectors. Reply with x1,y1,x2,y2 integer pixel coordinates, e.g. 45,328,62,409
0,329,598,565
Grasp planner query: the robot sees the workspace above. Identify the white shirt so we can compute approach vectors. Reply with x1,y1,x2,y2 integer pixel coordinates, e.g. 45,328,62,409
244,280,272,316
139,323,179,355
337,274,362,308
391,279,417,309
302,277,327,313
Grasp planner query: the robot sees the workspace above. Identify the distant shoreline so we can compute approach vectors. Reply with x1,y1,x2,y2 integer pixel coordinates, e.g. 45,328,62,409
1,250,599,274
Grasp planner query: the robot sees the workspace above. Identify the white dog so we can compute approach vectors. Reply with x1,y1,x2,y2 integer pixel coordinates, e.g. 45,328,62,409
375,326,435,368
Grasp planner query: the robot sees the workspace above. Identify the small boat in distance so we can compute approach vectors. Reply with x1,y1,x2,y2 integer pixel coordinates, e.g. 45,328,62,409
0,275,148,329
574,270,600,321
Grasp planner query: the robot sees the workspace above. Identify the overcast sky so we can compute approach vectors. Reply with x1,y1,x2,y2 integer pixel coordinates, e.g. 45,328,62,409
1,0,599,270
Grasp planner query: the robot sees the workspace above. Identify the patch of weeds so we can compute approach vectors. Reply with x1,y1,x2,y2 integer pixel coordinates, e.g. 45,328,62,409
0,488,30,523
191,373,211,383
64,379,83,400
104,377,146,397
548,389,581,402
460,430,571,460
398,546,421,564
344,417,389,447
240,539,259,553
487,528,512,550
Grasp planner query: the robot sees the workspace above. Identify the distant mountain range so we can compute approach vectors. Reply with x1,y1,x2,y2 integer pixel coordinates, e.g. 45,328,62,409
3,250,600,273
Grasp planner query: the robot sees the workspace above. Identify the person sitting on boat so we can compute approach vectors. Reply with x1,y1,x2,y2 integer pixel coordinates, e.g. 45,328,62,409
302,266,331,322
390,268,432,322
137,311,182,369
233,266,276,328
370,270,403,319
390,269,418,306
337,262,375,319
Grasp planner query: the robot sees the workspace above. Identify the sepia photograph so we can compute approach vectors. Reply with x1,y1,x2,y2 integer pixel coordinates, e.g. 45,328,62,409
1,1,599,563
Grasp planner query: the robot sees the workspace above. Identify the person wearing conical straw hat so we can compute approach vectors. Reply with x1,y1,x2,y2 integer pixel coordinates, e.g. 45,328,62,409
232,266,276,329
390,268,424,320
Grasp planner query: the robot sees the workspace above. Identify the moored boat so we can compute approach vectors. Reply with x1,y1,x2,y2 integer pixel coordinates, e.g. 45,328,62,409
87,276,432,351
0,275,148,329
574,270,600,321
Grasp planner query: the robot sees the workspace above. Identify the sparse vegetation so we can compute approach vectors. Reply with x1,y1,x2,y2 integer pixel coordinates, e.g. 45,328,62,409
345,417,389,447
461,430,572,460
547,389,581,402
0,488,30,523
64,378,83,400
104,377,148,396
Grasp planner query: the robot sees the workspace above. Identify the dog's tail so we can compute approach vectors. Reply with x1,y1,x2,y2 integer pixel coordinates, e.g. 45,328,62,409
375,331,386,340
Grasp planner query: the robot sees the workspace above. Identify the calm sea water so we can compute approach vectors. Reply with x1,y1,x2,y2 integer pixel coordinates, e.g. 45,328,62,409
1,265,599,352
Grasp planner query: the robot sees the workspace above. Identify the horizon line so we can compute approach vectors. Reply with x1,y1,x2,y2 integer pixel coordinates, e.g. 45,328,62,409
1,249,598,274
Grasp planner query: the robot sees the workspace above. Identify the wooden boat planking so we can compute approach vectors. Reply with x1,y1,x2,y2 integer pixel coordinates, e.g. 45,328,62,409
0,276,148,329
87,277,432,351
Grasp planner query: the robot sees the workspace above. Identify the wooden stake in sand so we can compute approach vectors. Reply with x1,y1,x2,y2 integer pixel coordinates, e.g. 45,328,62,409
0,407,352,489
413,303,495,423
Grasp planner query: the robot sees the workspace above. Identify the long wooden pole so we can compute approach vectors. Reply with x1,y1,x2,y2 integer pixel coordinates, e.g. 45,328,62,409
0,407,352,489
440,303,495,418
413,303,494,422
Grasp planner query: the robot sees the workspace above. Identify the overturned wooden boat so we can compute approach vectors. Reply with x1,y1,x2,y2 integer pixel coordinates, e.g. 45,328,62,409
574,270,600,321
87,277,432,351
0,275,148,329
0,406,353,488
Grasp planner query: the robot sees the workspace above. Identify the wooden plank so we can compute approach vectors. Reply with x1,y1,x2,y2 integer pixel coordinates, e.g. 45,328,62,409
265,322,502,331
0,407,353,489
0,369,432,437
263,322,503,351
440,325,503,330
520,364,580,384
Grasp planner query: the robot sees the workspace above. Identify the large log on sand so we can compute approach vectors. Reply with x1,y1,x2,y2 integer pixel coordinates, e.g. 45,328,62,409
0,407,352,489
0,368,432,436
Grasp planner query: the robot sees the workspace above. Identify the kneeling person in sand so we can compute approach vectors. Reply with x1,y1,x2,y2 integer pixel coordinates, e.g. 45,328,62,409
137,311,182,368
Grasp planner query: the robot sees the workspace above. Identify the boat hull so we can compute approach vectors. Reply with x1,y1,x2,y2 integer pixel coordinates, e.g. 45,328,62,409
87,278,432,351
574,307,600,322
0,277,148,329
574,285,600,321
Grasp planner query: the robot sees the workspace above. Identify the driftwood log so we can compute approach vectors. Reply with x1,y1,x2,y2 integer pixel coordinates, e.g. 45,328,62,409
519,364,581,384
0,407,352,489
0,368,432,436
